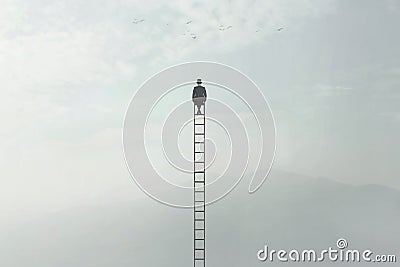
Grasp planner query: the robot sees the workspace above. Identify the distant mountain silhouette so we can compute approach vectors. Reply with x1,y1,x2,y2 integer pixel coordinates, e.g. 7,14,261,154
1,170,399,266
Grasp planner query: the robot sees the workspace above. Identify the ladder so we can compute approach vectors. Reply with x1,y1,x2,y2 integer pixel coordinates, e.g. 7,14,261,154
193,103,206,267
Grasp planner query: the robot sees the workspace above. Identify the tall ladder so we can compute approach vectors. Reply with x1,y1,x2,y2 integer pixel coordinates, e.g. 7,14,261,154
194,103,206,267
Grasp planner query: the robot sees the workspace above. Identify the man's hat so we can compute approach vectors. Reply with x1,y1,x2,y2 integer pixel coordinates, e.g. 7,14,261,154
196,78,202,84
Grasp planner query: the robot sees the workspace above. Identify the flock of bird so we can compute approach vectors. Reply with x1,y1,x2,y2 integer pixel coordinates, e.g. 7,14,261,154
132,18,283,40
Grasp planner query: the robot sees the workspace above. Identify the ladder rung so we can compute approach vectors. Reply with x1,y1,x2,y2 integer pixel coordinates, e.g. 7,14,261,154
195,123,204,125
194,201,204,203
194,133,205,135
195,248,205,250
195,238,205,240
195,258,205,261
194,151,204,154
194,161,205,163
194,181,205,183
195,219,205,221
194,170,204,172
194,141,204,143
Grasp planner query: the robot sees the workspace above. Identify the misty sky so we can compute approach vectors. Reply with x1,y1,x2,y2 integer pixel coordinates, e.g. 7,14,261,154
0,0,399,220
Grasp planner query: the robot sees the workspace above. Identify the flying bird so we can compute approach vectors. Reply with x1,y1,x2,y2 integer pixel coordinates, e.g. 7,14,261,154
277,27,284,31
191,33,197,39
186,20,192,24
219,25,232,31
132,19,145,24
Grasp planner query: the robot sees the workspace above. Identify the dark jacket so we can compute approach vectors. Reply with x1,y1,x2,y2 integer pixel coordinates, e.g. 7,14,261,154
192,85,207,99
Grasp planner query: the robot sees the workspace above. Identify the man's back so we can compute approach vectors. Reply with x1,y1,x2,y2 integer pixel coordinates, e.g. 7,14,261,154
192,85,207,99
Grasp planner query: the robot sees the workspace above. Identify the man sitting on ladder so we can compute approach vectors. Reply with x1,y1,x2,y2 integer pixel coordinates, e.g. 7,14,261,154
192,78,207,115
